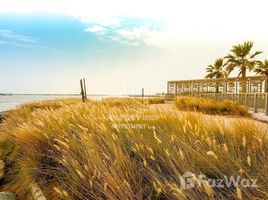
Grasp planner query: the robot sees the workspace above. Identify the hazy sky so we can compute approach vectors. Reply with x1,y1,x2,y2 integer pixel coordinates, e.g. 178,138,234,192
1,0,268,94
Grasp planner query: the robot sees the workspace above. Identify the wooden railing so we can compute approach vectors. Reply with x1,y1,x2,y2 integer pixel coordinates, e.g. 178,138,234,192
165,92,268,115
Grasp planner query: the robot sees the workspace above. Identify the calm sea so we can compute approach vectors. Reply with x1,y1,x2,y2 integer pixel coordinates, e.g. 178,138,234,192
0,95,106,112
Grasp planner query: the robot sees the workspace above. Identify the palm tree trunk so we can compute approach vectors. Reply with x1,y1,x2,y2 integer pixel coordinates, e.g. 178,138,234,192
216,86,219,93
241,69,247,93
215,79,220,93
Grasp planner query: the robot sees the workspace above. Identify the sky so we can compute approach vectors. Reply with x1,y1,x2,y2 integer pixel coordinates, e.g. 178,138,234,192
1,0,268,94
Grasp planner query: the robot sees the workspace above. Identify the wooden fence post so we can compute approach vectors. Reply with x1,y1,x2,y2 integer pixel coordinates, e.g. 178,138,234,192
80,79,85,102
253,93,257,113
83,78,87,100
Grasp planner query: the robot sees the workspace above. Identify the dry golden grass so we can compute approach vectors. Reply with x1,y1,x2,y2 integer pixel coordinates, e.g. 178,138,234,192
176,96,249,116
104,97,165,105
0,98,267,199
147,97,165,104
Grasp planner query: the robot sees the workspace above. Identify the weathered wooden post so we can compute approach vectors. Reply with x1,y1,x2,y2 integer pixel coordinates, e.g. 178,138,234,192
83,78,87,100
223,79,228,94
80,79,85,102
253,93,257,113
166,82,169,101
265,93,268,115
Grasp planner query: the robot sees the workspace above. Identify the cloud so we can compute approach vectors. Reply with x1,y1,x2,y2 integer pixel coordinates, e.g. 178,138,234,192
0,29,61,53
0,29,38,43
0,29,40,48
84,25,105,33
0,39,30,47
115,26,163,45
83,18,164,46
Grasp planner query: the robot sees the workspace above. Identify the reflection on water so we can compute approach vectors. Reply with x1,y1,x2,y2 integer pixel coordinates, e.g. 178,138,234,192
0,95,104,112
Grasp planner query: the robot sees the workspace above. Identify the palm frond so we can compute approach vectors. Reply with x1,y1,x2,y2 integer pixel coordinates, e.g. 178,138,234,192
254,59,268,75
250,51,262,59
205,58,225,79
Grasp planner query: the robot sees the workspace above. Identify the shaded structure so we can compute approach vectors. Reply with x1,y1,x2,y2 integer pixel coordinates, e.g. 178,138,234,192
167,76,268,115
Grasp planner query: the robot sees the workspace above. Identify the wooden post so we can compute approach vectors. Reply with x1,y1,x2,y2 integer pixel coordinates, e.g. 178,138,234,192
253,93,257,113
224,79,227,94
166,82,169,101
175,83,178,97
244,94,247,106
80,79,85,102
265,93,268,116
83,78,87,100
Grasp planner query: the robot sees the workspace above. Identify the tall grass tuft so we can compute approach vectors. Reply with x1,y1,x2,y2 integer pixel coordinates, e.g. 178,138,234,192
176,96,249,116
0,98,267,199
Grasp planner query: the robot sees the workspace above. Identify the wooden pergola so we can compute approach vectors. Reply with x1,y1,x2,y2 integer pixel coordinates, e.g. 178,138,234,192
167,76,268,115
167,76,267,95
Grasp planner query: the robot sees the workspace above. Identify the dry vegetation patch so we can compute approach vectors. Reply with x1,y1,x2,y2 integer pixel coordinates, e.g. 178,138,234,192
0,98,267,199
176,96,249,116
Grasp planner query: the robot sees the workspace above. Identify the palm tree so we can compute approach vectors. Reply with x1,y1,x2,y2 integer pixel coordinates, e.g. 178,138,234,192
205,58,227,93
254,59,268,92
225,41,262,93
